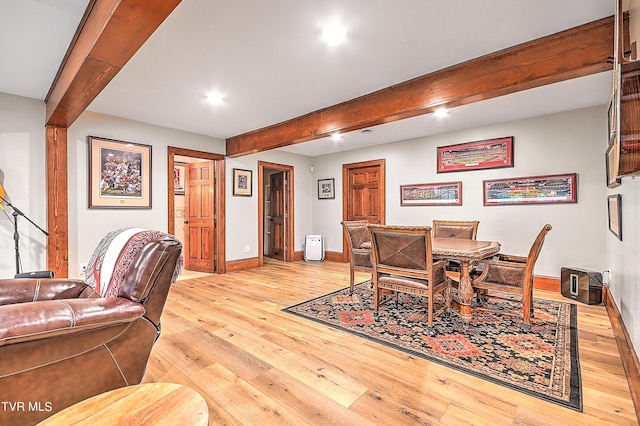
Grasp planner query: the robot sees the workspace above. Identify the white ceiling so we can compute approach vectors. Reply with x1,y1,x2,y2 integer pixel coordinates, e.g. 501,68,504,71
0,0,615,156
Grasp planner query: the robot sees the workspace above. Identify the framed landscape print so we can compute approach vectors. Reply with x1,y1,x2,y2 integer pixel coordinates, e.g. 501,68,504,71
317,178,335,199
88,136,152,209
233,168,253,196
437,136,514,173
400,182,462,206
483,173,577,206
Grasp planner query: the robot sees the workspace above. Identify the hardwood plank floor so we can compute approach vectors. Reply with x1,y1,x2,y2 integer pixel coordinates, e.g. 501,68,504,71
144,260,638,425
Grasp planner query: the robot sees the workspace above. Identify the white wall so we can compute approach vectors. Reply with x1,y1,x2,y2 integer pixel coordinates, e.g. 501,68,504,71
310,106,608,278
0,93,48,276
607,174,640,360
225,149,313,260
67,111,225,277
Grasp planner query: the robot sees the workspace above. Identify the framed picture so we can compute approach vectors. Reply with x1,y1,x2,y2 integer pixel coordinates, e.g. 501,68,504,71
232,168,252,196
607,95,617,141
608,194,622,240
174,162,186,195
483,173,577,206
88,136,152,209
437,136,514,173
400,182,462,206
318,178,335,199
605,142,621,188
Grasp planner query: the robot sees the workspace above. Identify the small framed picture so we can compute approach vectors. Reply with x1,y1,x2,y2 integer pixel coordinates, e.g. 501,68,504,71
608,194,622,240
174,162,186,195
317,178,335,199
233,168,253,196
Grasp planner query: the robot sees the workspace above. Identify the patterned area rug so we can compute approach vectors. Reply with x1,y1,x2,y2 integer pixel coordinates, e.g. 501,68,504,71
283,282,582,411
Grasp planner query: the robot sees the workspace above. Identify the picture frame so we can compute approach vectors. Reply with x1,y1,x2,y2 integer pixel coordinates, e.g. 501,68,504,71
607,94,617,141
437,136,514,173
232,168,253,196
400,181,462,206
605,142,621,188
483,173,577,206
88,136,152,209
174,162,186,195
607,194,622,240
317,178,335,199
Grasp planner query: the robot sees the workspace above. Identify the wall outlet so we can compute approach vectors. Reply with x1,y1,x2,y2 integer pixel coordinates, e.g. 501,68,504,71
244,245,250,253
80,263,88,276
603,268,611,285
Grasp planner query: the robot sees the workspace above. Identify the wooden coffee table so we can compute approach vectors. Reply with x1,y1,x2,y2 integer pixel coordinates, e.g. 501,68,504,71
38,383,208,425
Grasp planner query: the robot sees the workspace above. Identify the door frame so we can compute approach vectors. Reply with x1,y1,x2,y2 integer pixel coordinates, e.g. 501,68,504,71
168,146,226,273
342,159,386,261
258,161,294,266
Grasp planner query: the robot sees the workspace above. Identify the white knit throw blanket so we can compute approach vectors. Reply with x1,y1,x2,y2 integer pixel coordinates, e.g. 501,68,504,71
84,228,181,298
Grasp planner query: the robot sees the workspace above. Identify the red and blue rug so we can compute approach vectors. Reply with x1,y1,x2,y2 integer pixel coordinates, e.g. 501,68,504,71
283,281,582,411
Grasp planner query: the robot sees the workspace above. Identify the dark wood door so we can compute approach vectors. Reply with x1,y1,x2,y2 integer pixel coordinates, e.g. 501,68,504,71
269,172,286,261
346,165,382,223
184,161,215,272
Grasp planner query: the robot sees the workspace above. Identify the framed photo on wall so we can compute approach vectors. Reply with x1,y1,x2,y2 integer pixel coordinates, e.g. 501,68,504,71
483,173,577,206
233,168,253,196
608,194,622,240
400,182,462,206
605,143,621,188
437,136,514,173
88,136,152,209
174,162,186,195
317,178,335,199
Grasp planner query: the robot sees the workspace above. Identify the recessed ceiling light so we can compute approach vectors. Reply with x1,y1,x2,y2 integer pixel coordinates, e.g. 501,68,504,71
206,92,225,104
322,23,347,45
434,108,448,117
331,133,342,141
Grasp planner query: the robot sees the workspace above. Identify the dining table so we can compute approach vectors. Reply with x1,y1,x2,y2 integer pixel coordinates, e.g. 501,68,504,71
432,238,501,323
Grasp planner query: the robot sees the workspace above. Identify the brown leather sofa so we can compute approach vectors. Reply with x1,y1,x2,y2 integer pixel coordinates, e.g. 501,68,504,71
0,233,182,425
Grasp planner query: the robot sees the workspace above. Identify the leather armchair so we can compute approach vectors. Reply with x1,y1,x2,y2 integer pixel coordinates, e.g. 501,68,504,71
0,232,182,425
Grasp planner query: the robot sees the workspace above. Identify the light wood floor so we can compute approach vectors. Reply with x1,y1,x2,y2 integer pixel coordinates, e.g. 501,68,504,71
145,259,638,425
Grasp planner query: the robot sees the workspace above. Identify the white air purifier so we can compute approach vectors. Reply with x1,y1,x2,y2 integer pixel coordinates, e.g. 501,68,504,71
304,235,324,261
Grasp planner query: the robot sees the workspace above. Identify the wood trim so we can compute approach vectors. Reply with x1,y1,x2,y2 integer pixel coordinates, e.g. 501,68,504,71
605,287,640,420
45,0,182,127
45,0,182,278
533,275,560,292
258,161,295,266
226,257,260,272
167,146,226,274
324,251,343,262
226,17,614,157
46,126,68,277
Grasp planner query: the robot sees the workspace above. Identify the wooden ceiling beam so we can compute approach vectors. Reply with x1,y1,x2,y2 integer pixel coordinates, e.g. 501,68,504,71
45,0,182,127
226,16,614,157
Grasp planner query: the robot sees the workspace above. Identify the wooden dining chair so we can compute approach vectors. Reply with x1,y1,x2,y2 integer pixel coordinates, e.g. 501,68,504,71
341,220,373,294
368,224,451,327
471,224,552,325
432,220,479,272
